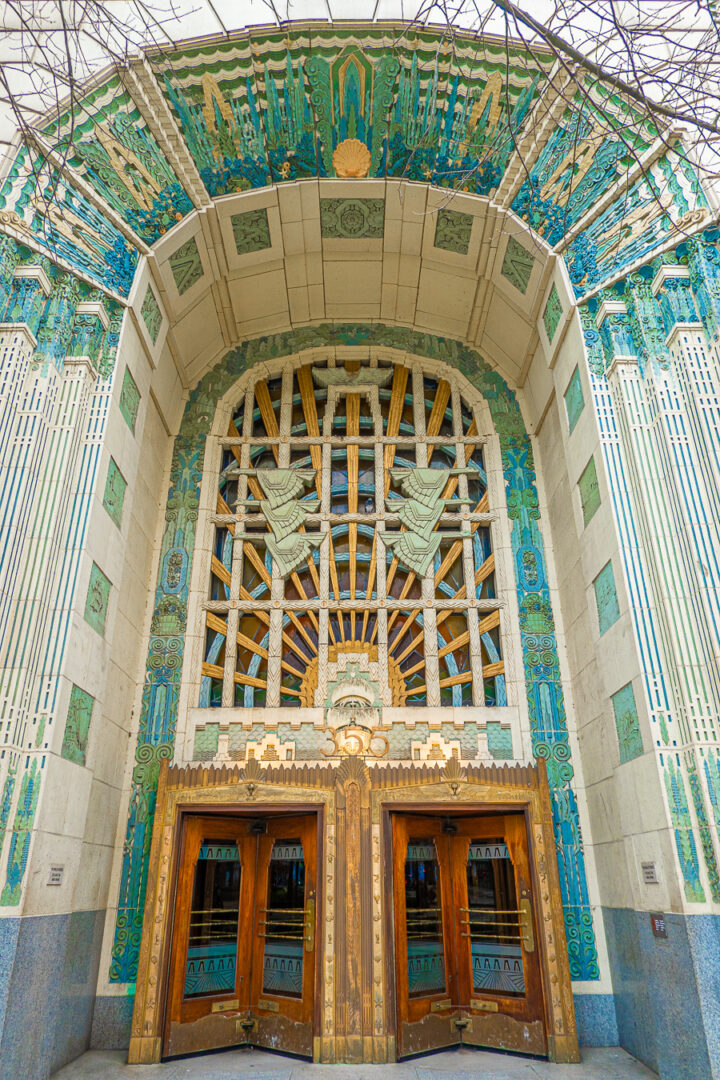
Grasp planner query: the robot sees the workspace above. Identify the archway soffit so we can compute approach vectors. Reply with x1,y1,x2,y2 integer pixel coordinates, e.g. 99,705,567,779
0,21,715,305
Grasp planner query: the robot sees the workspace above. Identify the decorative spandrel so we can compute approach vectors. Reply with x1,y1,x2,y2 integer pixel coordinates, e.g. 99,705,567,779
202,359,504,711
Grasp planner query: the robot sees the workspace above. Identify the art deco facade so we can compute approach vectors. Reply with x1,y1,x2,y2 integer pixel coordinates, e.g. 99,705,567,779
0,20,718,1080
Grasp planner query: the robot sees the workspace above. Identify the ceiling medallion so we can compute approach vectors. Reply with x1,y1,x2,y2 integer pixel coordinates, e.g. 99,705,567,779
332,138,371,178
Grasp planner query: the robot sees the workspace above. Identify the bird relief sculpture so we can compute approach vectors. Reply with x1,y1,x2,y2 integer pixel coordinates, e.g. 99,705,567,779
232,467,324,578
383,467,474,576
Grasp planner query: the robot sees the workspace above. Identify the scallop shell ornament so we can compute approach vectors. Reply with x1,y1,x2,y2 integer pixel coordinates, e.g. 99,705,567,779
332,138,371,178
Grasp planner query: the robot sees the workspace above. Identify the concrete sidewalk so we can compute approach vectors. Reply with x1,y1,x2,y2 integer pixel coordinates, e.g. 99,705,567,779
51,1047,658,1080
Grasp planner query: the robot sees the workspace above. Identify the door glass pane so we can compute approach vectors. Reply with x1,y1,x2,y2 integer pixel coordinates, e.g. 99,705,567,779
184,839,241,998
466,839,525,996
405,839,446,998
262,839,305,998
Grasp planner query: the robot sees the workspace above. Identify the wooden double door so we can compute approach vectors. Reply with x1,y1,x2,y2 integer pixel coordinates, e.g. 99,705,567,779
164,812,317,1058
392,811,546,1058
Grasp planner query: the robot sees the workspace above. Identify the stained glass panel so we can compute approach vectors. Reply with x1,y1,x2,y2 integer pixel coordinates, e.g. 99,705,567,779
262,839,305,997
405,839,446,997
184,839,241,998
201,358,506,710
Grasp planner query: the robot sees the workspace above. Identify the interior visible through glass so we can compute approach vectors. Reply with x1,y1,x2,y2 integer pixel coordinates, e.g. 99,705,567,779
465,838,525,996
261,839,305,997
184,839,241,998
405,838,446,997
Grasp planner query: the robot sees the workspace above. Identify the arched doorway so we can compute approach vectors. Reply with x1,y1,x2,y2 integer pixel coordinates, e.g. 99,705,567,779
127,346,580,1064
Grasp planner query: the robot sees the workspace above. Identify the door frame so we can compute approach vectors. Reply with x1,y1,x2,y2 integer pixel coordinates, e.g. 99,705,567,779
386,805,545,1058
129,755,578,1065
128,760,328,1064
377,762,579,1064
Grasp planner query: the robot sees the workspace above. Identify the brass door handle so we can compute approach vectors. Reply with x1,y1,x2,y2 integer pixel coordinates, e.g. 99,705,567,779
304,897,315,952
519,897,535,953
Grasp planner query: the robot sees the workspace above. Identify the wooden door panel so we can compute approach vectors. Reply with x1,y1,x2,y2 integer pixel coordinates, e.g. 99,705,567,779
164,813,318,1060
393,812,546,1059
453,815,546,1054
393,816,460,1056
165,817,255,1056
251,815,317,1056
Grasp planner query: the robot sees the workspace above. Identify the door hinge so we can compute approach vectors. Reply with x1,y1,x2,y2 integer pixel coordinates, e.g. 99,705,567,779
453,1016,472,1032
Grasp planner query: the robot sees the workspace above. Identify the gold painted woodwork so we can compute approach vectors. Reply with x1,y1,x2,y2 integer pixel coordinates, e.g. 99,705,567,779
130,757,578,1066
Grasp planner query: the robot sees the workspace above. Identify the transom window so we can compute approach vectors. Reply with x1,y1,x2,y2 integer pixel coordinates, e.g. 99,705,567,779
200,357,505,709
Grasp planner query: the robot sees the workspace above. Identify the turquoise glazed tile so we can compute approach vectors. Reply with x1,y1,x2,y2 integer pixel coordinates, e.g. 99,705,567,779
594,561,620,635
169,236,203,294
320,198,384,239
119,367,140,434
564,366,585,434
102,458,127,529
231,207,271,254
543,283,563,340
611,683,643,763
579,456,601,526
486,721,513,758
501,234,534,293
61,685,95,766
84,563,112,636
434,208,474,254
140,284,162,344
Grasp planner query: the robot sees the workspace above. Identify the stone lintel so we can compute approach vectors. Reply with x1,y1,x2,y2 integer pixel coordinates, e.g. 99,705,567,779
75,301,110,329
651,263,691,295
596,300,628,328
13,265,52,296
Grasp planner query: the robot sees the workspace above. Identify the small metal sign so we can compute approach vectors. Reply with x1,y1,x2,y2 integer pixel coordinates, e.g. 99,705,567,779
257,998,280,1013
650,912,668,939
211,999,239,1013
471,999,499,1012
641,861,659,884
47,865,64,886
